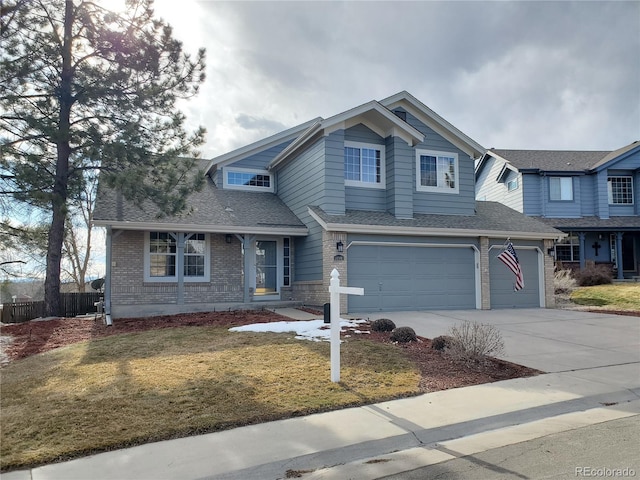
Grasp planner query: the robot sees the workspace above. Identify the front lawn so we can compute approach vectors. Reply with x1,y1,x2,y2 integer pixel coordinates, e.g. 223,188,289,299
570,284,640,311
0,325,421,471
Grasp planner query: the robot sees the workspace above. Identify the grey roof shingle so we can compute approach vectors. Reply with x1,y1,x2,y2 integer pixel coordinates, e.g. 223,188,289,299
490,149,610,172
94,174,307,234
538,216,640,230
309,202,563,239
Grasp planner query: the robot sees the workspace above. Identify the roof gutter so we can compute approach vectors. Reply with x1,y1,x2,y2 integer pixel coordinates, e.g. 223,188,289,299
93,220,308,236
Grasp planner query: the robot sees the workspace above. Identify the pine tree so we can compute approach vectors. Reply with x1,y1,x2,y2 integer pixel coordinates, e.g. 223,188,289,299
0,0,206,316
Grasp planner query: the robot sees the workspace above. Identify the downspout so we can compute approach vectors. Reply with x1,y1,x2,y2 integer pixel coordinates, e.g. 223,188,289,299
578,232,586,269
104,226,113,326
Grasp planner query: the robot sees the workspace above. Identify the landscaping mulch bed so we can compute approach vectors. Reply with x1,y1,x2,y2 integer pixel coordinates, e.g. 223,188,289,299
0,309,540,392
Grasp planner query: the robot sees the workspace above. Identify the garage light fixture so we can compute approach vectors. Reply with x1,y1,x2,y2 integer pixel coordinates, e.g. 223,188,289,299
336,241,344,253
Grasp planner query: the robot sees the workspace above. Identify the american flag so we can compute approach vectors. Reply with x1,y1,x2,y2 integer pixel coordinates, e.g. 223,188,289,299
498,242,524,291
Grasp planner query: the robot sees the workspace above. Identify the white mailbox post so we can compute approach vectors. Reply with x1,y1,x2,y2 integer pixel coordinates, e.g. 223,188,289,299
328,268,364,383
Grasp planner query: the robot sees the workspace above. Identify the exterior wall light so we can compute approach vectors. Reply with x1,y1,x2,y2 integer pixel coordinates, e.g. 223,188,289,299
336,241,344,253
226,234,232,244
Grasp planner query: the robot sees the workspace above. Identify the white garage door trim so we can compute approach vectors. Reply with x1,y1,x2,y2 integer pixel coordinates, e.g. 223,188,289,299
488,245,545,307
347,241,481,309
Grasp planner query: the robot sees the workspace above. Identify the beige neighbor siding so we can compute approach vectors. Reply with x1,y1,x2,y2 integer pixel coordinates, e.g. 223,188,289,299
111,231,244,312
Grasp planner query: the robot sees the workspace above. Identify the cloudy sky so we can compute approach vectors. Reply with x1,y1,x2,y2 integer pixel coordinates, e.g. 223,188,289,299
156,1,639,157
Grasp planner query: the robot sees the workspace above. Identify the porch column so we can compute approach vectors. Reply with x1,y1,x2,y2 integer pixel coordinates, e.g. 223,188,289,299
242,235,256,302
176,233,185,305
578,232,586,269
615,232,624,280
104,226,112,319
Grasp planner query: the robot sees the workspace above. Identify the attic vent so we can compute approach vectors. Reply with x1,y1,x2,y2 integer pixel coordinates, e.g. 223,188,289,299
392,110,407,122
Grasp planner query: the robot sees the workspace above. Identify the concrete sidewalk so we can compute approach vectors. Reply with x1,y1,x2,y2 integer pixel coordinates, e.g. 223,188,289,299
4,309,640,480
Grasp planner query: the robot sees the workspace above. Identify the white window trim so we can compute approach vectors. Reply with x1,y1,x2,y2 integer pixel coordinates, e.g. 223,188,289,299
344,141,386,189
223,167,274,192
144,232,211,283
607,176,634,205
507,178,519,192
549,177,573,201
415,149,459,194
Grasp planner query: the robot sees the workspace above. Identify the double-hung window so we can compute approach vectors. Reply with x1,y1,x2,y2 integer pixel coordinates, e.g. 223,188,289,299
416,149,458,193
344,141,385,188
608,176,633,204
549,177,573,201
146,232,209,282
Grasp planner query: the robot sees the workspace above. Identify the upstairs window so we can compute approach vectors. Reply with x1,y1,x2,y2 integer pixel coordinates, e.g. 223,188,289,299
549,177,573,201
344,141,385,188
416,149,458,193
608,176,633,204
224,168,273,192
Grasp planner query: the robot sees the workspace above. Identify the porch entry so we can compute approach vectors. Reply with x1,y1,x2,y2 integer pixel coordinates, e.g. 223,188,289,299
255,240,277,295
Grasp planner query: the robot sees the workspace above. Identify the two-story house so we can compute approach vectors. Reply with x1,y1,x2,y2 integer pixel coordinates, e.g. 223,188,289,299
94,91,562,319
475,141,640,279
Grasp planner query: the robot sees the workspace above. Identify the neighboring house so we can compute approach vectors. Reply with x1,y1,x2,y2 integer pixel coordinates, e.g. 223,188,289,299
476,141,640,279
94,91,562,319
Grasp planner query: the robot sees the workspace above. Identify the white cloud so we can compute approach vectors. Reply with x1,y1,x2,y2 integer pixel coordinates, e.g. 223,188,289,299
152,0,639,156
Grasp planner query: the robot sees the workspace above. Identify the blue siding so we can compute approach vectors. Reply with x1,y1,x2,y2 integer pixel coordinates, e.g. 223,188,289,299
386,136,414,218
579,176,596,216
344,123,384,144
405,111,476,215
522,174,542,216
636,170,640,216
343,124,389,212
277,138,328,281
544,177,582,218
323,130,346,215
594,170,610,219
345,186,386,210
231,140,293,170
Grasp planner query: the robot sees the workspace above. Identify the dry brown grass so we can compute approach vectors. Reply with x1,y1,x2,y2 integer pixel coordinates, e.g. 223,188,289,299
1,326,419,471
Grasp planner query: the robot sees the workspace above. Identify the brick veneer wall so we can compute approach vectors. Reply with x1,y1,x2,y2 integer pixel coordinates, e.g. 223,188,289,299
543,238,556,308
480,236,491,309
110,230,244,308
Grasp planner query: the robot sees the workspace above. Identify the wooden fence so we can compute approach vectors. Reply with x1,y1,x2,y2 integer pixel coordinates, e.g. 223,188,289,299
0,292,102,323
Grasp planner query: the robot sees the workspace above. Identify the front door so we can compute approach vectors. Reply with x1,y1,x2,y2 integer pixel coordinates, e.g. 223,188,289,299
255,240,278,295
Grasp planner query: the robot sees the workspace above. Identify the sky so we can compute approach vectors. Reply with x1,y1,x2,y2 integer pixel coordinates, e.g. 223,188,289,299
151,0,640,159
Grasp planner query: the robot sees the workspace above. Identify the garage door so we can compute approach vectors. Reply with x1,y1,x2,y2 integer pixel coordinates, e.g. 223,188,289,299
347,245,476,312
490,248,540,308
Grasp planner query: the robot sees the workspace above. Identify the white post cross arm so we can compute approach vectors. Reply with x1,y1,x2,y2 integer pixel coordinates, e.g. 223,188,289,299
328,268,364,383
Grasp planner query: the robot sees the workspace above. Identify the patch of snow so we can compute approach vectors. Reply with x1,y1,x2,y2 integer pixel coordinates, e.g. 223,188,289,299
229,318,368,342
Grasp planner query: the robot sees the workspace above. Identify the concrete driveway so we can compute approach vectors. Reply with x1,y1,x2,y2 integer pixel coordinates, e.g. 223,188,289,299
351,308,640,373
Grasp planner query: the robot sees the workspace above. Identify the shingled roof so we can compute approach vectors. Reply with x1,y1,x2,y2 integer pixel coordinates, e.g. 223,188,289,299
538,216,640,231
94,173,307,236
489,149,610,172
308,202,563,240
489,140,639,172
